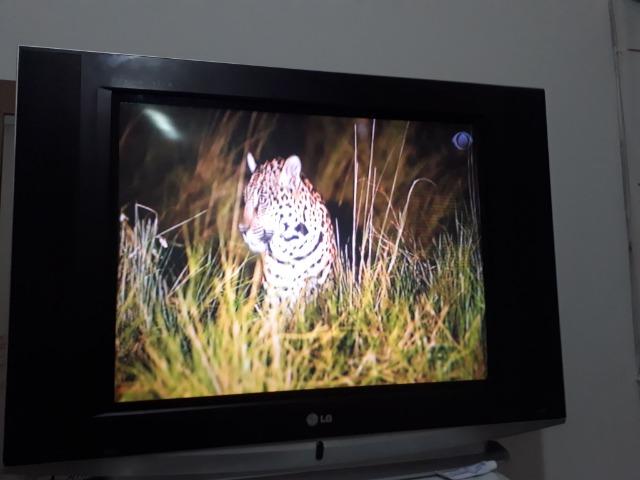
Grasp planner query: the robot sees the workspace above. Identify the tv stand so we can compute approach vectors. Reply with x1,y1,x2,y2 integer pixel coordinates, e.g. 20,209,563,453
256,440,509,480
4,440,509,479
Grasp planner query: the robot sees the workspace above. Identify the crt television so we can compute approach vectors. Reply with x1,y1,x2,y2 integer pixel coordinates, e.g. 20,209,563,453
2,47,564,476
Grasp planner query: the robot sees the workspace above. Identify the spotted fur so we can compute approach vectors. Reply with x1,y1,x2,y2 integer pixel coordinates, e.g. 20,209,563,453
239,153,337,306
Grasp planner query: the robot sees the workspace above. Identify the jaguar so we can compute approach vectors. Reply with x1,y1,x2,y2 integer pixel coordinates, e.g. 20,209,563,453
239,153,337,307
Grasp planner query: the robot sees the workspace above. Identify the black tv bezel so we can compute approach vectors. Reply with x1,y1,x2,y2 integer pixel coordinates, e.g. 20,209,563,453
3,47,565,466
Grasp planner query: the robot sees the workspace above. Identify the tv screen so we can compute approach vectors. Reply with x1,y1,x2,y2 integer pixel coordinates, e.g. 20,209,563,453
115,100,485,402
2,47,565,473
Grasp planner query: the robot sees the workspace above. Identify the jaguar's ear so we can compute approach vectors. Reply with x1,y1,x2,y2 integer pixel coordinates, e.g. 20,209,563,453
247,152,257,173
280,155,302,188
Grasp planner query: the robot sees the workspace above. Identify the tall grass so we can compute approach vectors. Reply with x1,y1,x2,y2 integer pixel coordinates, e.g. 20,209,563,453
115,115,486,402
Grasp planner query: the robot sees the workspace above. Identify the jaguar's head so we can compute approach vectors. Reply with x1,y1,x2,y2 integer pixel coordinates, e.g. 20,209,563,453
239,153,311,255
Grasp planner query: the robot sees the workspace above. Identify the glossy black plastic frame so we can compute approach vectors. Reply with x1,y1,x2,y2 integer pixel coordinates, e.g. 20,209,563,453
4,47,565,465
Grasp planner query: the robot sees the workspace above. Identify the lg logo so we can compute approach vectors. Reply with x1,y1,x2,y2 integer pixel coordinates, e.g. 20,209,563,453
306,412,332,427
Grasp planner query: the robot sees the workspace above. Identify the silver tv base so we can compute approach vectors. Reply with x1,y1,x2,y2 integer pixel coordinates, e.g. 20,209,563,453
113,441,508,480
2,419,562,479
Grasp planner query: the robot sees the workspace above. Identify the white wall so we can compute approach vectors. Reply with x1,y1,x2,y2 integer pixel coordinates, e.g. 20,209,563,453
1,1,639,478
614,0,640,381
